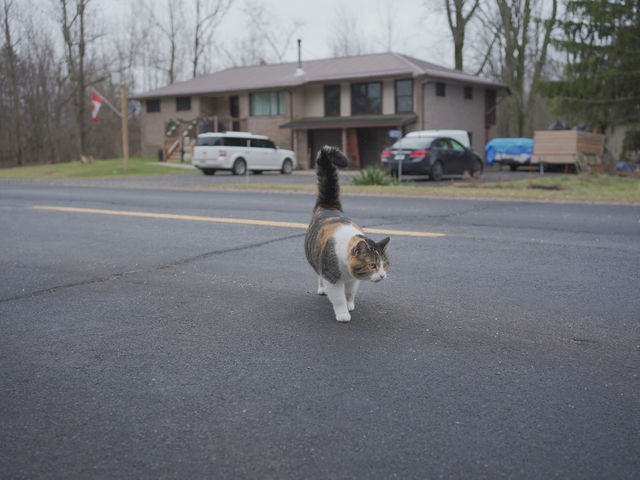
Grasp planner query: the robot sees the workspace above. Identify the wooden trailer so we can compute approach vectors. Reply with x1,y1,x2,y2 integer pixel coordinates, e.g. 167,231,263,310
531,130,605,172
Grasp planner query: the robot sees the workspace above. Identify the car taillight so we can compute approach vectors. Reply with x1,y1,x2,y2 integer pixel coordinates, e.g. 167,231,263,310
219,149,227,157
410,150,428,157
381,150,390,157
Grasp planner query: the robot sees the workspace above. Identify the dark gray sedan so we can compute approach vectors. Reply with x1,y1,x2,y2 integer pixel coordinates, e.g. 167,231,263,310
381,136,483,181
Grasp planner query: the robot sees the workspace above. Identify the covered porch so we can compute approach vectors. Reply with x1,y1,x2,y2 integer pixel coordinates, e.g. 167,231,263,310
162,94,247,162
281,114,417,169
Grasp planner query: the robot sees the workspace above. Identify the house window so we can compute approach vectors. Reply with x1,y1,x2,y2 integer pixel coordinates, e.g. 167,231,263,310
351,82,382,115
395,79,413,113
176,96,191,111
146,99,160,113
250,91,285,116
324,85,340,117
436,82,446,97
464,86,473,100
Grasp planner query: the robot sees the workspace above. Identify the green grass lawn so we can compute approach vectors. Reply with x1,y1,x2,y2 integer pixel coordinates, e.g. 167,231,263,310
343,174,640,203
444,174,640,203
0,158,191,178
191,174,640,203
2,158,638,203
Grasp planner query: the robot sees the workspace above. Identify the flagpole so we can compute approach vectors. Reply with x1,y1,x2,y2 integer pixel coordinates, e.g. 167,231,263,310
121,84,129,171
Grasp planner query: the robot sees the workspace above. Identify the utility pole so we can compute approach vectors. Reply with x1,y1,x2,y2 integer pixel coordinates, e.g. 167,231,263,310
121,84,129,171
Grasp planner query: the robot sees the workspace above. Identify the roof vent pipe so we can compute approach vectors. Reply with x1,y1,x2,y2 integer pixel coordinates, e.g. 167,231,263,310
294,38,305,76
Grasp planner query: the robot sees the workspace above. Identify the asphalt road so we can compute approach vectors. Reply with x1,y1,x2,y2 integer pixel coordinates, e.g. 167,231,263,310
1,182,638,479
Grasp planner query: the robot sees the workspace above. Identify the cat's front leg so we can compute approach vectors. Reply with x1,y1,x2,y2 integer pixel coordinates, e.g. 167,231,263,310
323,281,350,322
345,280,360,311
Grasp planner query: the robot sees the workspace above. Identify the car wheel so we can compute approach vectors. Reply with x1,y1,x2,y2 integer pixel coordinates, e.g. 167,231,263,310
281,158,293,174
430,161,443,181
202,168,216,175
232,158,246,175
471,158,483,176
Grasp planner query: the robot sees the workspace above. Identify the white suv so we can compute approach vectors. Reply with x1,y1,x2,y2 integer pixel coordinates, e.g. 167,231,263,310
192,132,297,175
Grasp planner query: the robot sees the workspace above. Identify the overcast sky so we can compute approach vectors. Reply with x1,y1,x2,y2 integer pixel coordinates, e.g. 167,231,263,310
105,0,454,68
214,0,453,65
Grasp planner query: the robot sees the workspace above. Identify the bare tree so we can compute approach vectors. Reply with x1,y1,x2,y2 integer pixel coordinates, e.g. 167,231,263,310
376,0,399,52
330,4,370,57
2,0,23,165
495,0,557,136
59,0,95,157
473,0,557,136
443,0,480,71
0,1,142,167
142,0,183,84
221,29,266,67
241,0,302,63
191,0,233,78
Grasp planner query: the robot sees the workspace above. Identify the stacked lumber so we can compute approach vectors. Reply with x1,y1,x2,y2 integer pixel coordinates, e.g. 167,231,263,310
531,130,604,165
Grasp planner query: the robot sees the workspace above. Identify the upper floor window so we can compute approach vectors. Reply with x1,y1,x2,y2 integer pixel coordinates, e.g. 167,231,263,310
395,79,413,113
250,91,285,116
176,96,191,111
464,86,473,100
324,85,341,117
146,99,160,113
436,82,446,97
351,82,382,115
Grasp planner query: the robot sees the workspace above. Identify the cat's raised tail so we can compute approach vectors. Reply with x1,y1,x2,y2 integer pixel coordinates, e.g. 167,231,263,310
314,146,349,212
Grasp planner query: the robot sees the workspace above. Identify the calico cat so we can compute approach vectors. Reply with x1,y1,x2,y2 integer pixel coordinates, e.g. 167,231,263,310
305,146,390,322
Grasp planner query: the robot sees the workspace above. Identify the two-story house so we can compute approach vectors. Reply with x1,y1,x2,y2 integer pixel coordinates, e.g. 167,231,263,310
132,52,508,168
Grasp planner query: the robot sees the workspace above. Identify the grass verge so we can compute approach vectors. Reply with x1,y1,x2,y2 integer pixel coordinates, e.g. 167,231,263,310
198,174,640,203
1,159,638,203
0,158,191,178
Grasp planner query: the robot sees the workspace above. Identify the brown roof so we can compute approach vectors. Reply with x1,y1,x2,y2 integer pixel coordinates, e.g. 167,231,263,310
131,52,507,100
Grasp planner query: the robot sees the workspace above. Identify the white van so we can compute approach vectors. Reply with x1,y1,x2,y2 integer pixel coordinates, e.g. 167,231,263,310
405,129,471,149
192,132,297,175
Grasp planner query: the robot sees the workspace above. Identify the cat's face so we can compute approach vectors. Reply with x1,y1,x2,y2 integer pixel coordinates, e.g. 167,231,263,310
348,237,390,282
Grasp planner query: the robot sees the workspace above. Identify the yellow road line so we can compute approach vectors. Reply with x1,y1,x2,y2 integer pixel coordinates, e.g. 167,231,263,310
30,206,446,238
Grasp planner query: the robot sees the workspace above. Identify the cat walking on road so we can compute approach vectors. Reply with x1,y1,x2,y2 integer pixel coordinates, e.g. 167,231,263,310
304,146,390,322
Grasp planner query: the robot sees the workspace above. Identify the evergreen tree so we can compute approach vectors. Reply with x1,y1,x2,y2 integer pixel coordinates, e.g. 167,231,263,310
540,0,640,128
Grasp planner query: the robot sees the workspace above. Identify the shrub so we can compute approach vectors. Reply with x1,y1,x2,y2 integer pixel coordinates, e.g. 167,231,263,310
352,167,399,186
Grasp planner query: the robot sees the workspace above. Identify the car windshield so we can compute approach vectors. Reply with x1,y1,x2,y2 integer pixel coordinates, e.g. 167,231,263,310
390,137,434,150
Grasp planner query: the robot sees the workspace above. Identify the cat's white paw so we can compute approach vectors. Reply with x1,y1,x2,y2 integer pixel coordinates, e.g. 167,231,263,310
317,287,326,296
335,312,351,322
347,301,355,311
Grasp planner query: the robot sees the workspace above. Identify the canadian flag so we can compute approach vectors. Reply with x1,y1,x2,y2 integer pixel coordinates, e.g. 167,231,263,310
91,91,103,125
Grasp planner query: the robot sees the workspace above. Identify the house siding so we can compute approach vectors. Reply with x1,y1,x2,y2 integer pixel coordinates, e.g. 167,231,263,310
303,85,324,117
140,96,201,157
418,81,490,155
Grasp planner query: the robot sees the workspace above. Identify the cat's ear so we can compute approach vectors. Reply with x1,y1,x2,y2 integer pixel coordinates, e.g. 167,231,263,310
378,237,391,252
352,240,368,256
